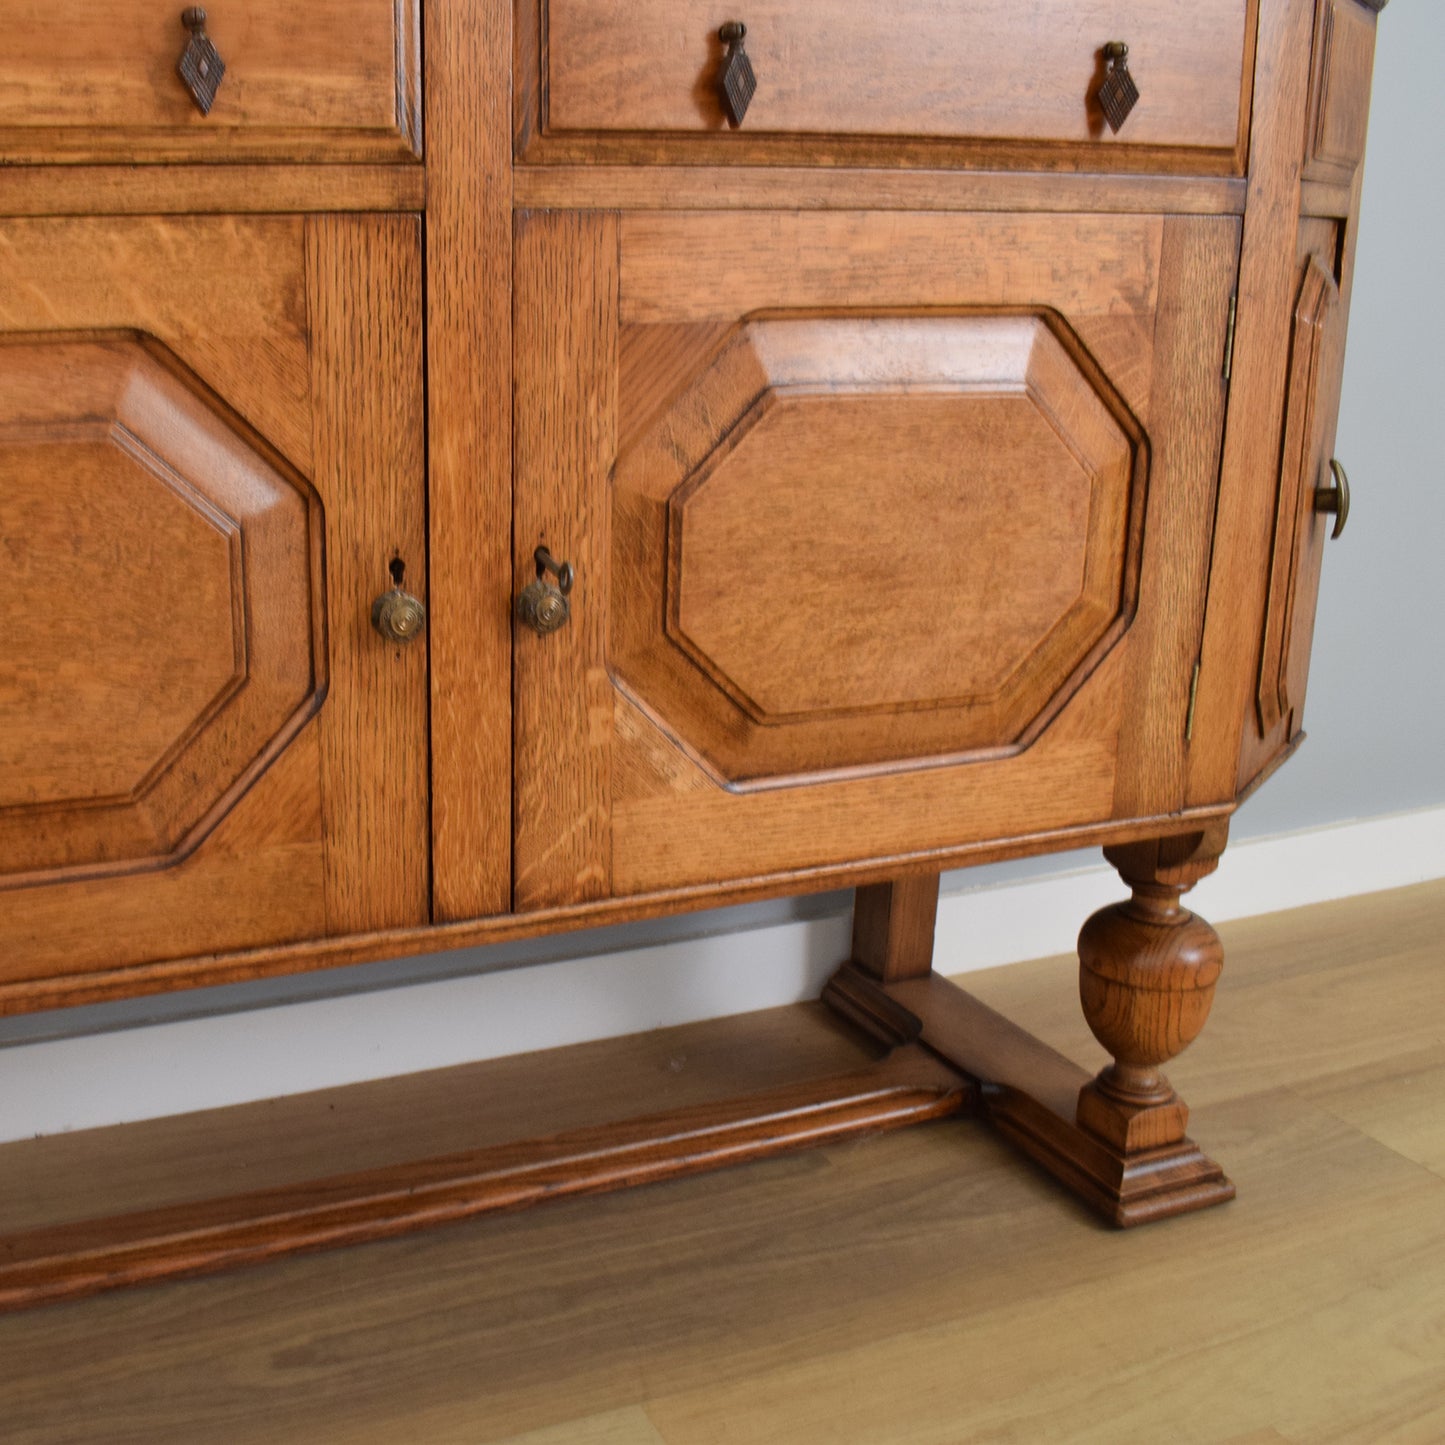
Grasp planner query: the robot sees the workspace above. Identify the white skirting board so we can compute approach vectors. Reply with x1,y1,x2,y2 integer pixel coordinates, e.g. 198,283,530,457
2,805,1442,1144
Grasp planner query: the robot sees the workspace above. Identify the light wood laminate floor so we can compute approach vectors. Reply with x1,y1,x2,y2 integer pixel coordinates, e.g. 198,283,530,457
2,880,1443,1443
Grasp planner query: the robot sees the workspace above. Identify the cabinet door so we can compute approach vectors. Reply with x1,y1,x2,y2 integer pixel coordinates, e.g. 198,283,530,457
1243,217,1350,786
514,210,1238,907
0,215,428,998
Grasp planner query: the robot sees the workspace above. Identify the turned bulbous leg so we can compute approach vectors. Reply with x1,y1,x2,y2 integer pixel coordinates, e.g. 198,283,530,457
1076,830,1227,1152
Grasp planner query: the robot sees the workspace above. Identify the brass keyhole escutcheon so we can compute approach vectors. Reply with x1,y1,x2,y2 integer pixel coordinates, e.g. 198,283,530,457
515,546,575,636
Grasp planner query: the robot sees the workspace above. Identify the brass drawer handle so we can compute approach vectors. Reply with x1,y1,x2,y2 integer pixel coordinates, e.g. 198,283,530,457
515,546,575,636
177,7,227,116
1096,41,1140,134
718,21,757,127
1314,457,1351,540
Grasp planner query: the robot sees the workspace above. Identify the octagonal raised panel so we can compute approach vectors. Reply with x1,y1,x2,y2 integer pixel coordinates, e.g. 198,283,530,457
0,336,324,886
611,314,1145,783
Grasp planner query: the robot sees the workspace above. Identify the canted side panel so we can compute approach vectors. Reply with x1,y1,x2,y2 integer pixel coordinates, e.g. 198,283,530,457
1240,219,1348,790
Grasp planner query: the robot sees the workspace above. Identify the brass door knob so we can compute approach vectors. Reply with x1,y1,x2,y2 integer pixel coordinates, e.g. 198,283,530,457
371,587,427,644
1314,458,1351,540
515,545,574,635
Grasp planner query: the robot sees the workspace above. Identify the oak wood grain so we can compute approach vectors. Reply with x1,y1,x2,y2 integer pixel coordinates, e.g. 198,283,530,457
425,0,515,921
0,218,333,974
507,199,1251,898
513,211,620,909
0,1048,969,1311
543,0,1248,149
850,875,941,985
522,0,1255,177
1111,216,1240,817
307,216,430,933
0,732,328,982
617,212,1164,324
0,212,428,976
1304,0,1380,184
608,716,1121,894
0,1001,881,1231
0,0,421,164
609,313,1142,782
0,337,321,888
1253,244,1338,740
1186,0,1320,807
0,804,1234,1015
874,968,1233,1225
0,165,425,217
0,215,314,470
0,3,1393,1300
513,166,1248,218
1236,213,1357,794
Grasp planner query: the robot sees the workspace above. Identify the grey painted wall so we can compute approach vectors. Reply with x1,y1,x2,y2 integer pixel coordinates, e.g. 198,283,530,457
3,7,1439,1049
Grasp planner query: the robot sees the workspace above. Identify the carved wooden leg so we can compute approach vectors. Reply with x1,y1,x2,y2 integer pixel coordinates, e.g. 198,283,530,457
1076,827,1227,1155
822,837,1235,1226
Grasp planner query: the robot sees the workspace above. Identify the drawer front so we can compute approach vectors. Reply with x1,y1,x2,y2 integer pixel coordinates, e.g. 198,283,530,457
530,0,1253,166
0,0,420,163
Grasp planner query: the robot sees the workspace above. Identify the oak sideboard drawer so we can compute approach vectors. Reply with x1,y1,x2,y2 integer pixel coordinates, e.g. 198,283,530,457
523,0,1255,168
0,0,421,164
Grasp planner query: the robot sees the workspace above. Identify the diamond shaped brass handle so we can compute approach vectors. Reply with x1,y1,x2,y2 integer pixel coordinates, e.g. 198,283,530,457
177,8,226,116
1096,41,1140,134
718,22,757,127
1314,458,1351,540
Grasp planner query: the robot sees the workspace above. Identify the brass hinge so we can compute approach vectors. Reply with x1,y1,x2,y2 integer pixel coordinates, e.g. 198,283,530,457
1185,661,1202,742
1222,292,1239,381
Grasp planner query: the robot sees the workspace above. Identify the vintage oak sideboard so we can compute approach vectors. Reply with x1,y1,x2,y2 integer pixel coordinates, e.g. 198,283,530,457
0,0,1384,1306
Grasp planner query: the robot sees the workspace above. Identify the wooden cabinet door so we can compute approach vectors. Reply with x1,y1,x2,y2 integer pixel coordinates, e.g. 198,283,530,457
0,215,428,1001
1240,217,1352,789
514,210,1239,908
